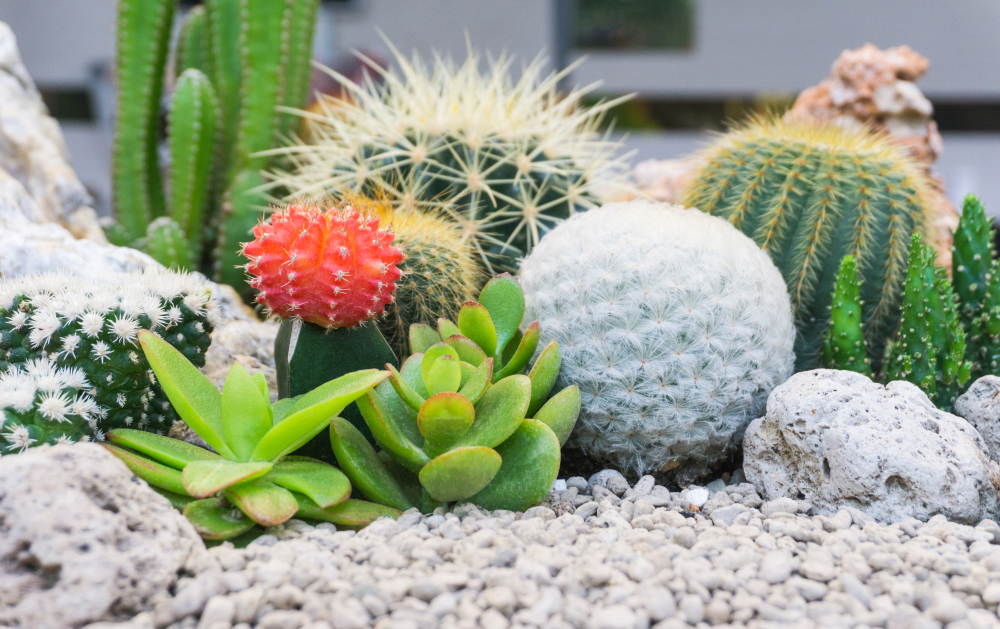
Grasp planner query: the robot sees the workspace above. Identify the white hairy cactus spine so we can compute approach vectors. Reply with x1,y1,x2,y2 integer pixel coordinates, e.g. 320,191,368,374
519,201,796,478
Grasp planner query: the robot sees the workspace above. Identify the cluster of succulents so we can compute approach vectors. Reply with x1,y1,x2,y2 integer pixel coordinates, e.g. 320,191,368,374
0,268,214,441
518,201,795,480
104,331,398,540
108,0,318,296
683,116,938,371
268,42,632,277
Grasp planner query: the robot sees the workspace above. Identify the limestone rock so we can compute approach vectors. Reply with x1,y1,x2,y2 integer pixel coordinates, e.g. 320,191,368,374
744,369,1000,524
0,21,103,241
954,376,1000,463
0,444,202,629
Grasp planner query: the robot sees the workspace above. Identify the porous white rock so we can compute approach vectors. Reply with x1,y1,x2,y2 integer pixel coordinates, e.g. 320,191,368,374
744,369,1000,524
0,444,202,629
954,375,1000,463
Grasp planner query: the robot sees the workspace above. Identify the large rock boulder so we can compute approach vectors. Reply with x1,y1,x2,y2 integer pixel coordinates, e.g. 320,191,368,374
954,375,1000,463
0,444,203,629
744,369,1000,524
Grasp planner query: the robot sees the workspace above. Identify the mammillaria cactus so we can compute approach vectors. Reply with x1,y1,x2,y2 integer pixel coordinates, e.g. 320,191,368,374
0,268,215,435
104,330,397,540
0,358,100,453
683,116,937,371
332,275,580,513
267,42,632,277
519,201,795,479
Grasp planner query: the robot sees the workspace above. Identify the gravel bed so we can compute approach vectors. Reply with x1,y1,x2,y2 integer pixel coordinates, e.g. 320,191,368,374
101,472,1000,629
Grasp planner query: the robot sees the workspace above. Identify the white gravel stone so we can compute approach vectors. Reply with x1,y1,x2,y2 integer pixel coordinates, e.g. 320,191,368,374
686,487,710,508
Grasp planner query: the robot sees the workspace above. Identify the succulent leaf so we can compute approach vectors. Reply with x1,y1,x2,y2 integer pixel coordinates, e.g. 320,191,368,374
329,417,415,511
223,479,299,527
494,321,540,381
449,375,529,450
531,385,581,446
354,392,429,472
183,497,256,540
458,303,497,358
293,494,402,529
417,392,475,457
409,323,441,355
469,419,560,512
265,456,351,509
418,446,502,503
526,340,561,416
477,274,525,358
437,319,461,341
457,358,493,404
424,355,462,396
182,459,273,498
443,335,487,367
106,428,221,468
221,361,272,462
387,364,426,411
104,443,190,496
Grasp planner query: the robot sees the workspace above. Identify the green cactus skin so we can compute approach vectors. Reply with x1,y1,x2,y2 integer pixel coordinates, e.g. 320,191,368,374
929,266,972,410
822,256,870,376
684,117,935,372
214,169,269,298
969,258,1000,379
144,217,195,271
112,0,175,241
278,0,318,138
952,195,994,335
169,69,218,256
204,0,243,193
0,270,215,436
175,6,210,77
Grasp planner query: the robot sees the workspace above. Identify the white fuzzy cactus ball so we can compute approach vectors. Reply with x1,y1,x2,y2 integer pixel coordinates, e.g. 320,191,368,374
520,201,795,479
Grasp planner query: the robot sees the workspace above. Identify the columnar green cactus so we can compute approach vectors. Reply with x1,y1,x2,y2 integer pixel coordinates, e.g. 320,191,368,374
168,69,218,258
822,256,870,376
175,6,209,77
684,117,936,371
113,0,175,240
0,269,215,436
0,358,100,453
143,217,195,271
333,275,580,513
951,195,1000,380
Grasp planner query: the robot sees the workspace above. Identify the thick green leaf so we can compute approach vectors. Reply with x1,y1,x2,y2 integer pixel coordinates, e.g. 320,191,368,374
526,340,561,417
421,487,447,514
182,459,273,498
293,494,402,529
329,417,416,511
477,274,525,360
419,446,502,502
265,456,351,508
355,391,429,472
418,392,475,457
152,487,196,510
400,353,430,398
470,418,560,512
425,355,462,396
458,358,493,404
421,344,458,386
444,334,487,367
104,443,189,495
250,370,388,462
409,323,441,355
378,451,422,507
138,330,232,458
458,302,497,358
438,318,461,340
494,322,540,381
533,385,580,446
222,362,272,462
224,479,299,527
500,327,523,367
451,375,530,450
388,364,426,411
107,428,219,469
374,379,422,447
184,497,257,540
252,370,273,425
271,395,302,424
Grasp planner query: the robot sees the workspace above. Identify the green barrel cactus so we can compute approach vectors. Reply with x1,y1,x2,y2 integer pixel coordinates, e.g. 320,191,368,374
684,116,936,371
332,275,580,513
822,256,871,376
269,44,632,277
0,358,100,452
104,330,398,540
0,269,215,436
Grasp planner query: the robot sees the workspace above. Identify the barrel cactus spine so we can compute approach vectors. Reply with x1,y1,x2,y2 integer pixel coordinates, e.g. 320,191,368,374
683,116,937,372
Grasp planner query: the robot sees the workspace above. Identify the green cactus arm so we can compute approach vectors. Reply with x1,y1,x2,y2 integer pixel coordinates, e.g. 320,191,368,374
214,169,269,293
204,0,242,189
952,194,994,331
169,69,219,257
113,0,174,241
144,217,195,271
884,234,938,398
278,0,319,138
175,6,210,76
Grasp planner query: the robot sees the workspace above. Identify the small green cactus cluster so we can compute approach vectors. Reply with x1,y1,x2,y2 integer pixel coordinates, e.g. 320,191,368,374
951,195,1000,381
0,269,214,439
269,43,632,278
110,0,318,296
684,116,937,371
0,358,99,453
332,274,581,513
106,331,399,540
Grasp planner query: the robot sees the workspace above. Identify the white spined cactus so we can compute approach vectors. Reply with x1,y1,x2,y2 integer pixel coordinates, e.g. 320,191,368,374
519,201,795,479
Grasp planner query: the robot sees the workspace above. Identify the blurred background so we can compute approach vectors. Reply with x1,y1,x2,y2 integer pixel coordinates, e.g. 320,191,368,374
1,0,998,217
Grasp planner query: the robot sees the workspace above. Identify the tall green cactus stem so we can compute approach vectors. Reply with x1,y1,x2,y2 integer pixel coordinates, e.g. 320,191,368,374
952,195,994,335
169,69,218,255
822,256,870,376
684,117,935,371
969,258,1000,379
175,6,209,77
215,169,269,299
204,0,243,194
884,235,938,394
929,266,972,410
144,218,195,271
278,0,318,138
113,0,175,241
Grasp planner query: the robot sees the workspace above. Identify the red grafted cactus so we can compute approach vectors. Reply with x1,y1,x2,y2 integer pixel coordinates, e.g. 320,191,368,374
242,202,403,328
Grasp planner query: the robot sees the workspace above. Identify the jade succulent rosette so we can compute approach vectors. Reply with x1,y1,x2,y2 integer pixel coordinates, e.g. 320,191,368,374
331,274,581,514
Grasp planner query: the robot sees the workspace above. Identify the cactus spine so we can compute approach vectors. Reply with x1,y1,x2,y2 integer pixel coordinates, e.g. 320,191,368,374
684,117,936,371
822,256,870,376
113,0,175,241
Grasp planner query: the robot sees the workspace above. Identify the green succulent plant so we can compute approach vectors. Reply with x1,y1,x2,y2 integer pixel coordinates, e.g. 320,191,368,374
104,329,399,540
952,194,1000,381
331,274,581,513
